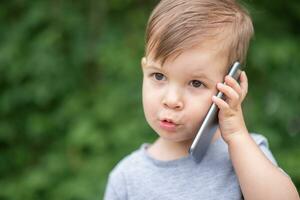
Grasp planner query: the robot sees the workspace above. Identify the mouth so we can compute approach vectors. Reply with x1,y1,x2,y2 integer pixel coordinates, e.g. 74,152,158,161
159,118,180,132
162,119,175,123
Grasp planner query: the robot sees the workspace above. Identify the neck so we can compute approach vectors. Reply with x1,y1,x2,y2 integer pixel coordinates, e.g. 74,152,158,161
148,138,192,161
147,129,222,161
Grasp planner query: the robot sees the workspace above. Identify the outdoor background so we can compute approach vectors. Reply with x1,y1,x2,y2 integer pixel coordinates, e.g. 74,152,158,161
0,0,299,199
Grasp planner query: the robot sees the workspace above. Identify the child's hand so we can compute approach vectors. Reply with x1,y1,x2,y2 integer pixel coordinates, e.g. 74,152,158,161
212,71,249,144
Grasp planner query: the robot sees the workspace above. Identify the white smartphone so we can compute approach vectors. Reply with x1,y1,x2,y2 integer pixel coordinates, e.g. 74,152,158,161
189,61,242,163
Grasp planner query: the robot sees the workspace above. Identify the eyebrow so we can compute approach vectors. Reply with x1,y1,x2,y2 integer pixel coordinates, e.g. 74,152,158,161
145,64,162,70
190,65,218,84
145,64,216,84
144,65,165,74
192,73,215,84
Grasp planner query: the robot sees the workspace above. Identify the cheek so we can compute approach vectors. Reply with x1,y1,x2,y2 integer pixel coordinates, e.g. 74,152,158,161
185,91,215,126
142,80,159,120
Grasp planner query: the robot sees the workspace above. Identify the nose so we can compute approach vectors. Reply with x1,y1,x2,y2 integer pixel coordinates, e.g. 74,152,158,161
162,86,184,110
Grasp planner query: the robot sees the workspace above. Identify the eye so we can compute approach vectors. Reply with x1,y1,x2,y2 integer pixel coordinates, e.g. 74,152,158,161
153,73,165,81
190,80,203,88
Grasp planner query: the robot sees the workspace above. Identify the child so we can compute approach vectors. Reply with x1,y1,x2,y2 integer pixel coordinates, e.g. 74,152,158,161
104,0,299,199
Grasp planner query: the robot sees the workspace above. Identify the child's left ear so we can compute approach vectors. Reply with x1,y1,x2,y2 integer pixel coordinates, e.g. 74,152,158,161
141,57,147,69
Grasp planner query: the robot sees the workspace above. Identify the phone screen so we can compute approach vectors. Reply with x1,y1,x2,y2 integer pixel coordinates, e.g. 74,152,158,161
189,62,242,163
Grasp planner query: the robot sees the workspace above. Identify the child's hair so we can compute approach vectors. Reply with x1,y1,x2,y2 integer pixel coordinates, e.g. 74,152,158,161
145,0,254,67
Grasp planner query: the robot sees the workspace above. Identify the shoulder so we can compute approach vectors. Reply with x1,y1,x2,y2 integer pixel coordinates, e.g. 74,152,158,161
249,133,278,166
250,133,270,147
104,144,148,199
110,144,148,177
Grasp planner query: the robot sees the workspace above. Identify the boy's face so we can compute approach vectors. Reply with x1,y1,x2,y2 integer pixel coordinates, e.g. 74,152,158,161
141,44,228,144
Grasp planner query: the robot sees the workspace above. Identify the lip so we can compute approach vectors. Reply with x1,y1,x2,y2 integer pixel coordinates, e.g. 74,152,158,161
159,119,180,132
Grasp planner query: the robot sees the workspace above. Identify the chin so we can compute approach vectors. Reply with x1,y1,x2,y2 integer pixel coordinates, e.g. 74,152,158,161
150,122,195,143
159,132,194,143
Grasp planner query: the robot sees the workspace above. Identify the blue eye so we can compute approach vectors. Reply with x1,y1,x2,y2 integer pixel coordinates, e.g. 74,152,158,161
190,80,203,88
153,73,165,81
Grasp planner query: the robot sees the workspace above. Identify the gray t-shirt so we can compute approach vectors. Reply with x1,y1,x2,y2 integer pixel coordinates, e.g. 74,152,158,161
104,134,279,200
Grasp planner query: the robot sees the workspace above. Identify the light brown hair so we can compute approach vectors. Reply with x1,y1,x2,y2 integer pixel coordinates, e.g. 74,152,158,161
145,0,254,67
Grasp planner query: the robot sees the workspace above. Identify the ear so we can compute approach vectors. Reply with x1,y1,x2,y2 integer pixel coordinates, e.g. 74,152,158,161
141,57,147,69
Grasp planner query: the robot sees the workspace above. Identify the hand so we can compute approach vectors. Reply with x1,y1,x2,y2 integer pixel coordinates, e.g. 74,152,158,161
212,71,249,144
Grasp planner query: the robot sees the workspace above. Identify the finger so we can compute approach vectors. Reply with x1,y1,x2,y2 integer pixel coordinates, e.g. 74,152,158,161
212,95,229,110
240,71,248,99
224,75,242,98
217,83,240,105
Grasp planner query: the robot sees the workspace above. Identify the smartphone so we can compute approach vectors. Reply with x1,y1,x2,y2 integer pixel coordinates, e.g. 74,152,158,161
189,61,242,163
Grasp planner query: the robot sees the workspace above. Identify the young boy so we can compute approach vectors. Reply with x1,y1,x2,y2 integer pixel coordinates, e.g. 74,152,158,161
104,0,299,199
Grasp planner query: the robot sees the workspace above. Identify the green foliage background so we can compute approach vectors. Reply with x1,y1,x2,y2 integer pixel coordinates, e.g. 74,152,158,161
0,0,299,199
